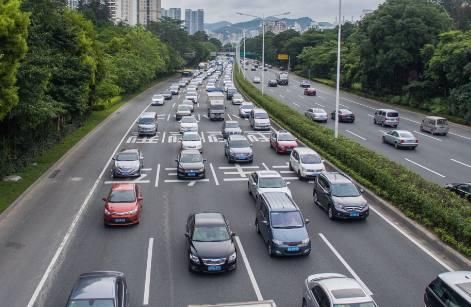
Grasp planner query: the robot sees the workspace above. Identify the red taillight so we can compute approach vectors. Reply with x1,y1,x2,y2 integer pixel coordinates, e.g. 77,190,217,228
400,140,404,144
416,139,419,143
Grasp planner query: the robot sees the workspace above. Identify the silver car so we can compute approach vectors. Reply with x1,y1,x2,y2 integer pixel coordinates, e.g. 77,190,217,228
382,130,418,149
248,170,292,200
239,102,254,118
224,135,253,163
305,108,328,123
222,121,242,139
232,94,244,105
253,76,261,83
111,149,143,178
303,273,377,307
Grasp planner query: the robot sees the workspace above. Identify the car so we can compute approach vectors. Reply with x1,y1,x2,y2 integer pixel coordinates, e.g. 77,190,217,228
420,116,449,136
111,148,143,178
176,105,192,121
179,115,199,133
304,88,317,96
303,273,377,307
331,108,355,123
251,66,257,71
232,93,244,105
305,108,328,123
313,172,369,220
249,108,271,130
186,212,237,273
178,80,186,88
222,120,242,139
137,112,158,136
170,85,179,95
445,183,471,201
224,135,253,163
255,192,311,256
180,100,194,112
253,76,261,84
65,271,129,307
248,170,292,200
185,91,198,104
162,91,173,100
239,102,255,118
206,83,216,91
268,64,272,69
290,147,325,179
227,88,237,100
374,108,400,127
181,131,203,152
103,183,142,226
268,80,278,87
424,271,471,307
300,80,311,88
176,149,206,179
224,83,234,92
151,94,165,106
270,130,298,154
382,130,418,149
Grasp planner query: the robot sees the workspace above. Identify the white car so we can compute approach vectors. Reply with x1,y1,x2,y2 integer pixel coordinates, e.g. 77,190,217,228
185,92,198,104
289,147,325,179
180,100,194,112
179,116,199,133
232,94,244,105
180,131,203,152
224,83,234,92
248,170,292,200
151,94,165,106
253,76,261,84
187,86,197,92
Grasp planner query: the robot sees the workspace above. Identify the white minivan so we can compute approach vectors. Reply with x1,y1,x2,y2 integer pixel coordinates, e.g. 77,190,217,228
289,147,325,179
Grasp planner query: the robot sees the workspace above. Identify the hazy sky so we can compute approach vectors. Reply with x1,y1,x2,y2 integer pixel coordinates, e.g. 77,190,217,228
161,0,385,23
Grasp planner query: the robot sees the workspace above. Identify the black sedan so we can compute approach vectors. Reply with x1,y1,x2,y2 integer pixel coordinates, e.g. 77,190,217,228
331,109,355,123
176,149,206,179
445,183,471,201
186,212,237,273
268,80,278,87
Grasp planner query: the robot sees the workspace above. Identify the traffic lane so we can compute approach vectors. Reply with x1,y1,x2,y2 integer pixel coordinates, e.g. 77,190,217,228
0,77,177,307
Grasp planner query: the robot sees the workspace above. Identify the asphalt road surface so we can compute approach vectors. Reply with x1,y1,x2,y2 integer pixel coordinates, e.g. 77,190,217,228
242,65,471,185
0,70,458,307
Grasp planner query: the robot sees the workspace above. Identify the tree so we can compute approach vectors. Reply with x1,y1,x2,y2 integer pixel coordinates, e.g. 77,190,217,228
78,0,111,26
0,0,29,120
435,0,471,30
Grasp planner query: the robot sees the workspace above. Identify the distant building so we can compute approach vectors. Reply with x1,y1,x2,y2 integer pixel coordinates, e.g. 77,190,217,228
185,9,204,34
67,0,79,9
264,20,288,34
162,7,181,20
137,0,161,25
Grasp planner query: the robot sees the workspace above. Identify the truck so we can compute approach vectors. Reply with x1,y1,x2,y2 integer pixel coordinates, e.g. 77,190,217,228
199,62,209,70
207,92,226,121
276,72,289,85
189,300,277,307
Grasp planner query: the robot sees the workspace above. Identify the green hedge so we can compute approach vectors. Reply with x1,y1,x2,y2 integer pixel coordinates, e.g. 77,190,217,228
235,67,471,257
92,96,123,111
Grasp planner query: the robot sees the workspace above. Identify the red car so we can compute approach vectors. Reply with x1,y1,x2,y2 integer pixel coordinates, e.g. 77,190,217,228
270,130,298,154
304,88,317,96
103,183,142,226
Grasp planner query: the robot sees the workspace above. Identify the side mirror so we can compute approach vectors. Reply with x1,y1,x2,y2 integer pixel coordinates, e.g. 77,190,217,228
138,196,143,201
261,220,268,225
231,232,237,237
102,197,107,202
185,232,190,238
286,182,291,185
305,219,310,224
252,182,257,186
321,159,325,163
112,157,116,161
360,188,365,194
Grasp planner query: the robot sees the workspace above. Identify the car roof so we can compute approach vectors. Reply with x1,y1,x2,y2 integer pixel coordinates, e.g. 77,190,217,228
319,277,371,304
438,271,471,299
322,172,352,184
194,212,226,226
294,147,319,155
141,112,156,118
180,149,201,155
256,170,282,178
376,108,397,112
425,116,447,120
261,192,297,211
253,108,267,113
393,130,413,134
70,271,123,300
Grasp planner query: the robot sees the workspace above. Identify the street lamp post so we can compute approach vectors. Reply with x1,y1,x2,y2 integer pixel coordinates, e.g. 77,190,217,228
243,28,246,79
334,0,342,139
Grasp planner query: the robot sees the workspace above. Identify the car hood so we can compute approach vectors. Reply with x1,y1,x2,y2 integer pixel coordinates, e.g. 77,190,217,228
332,195,367,207
301,162,325,171
115,160,140,169
192,240,235,258
230,147,252,154
179,162,204,169
278,140,298,147
272,227,308,242
106,202,137,213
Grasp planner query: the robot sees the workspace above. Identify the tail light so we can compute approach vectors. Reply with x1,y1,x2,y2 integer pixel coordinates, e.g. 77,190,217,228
400,140,404,144
416,139,419,143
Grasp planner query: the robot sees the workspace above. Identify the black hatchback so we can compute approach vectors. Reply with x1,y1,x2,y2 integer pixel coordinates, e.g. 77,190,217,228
268,80,278,87
66,271,129,307
186,212,237,273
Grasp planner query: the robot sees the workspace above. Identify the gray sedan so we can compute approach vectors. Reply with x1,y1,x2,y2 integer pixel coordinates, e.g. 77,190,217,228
382,130,418,149
224,135,253,163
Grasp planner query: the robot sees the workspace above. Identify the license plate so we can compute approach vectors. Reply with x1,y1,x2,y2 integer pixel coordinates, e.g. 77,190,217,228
238,156,247,160
114,218,126,223
350,212,360,217
187,172,196,177
207,265,221,271
287,247,299,252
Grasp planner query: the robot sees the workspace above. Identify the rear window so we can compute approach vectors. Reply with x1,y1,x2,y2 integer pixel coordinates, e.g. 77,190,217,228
437,119,448,125
255,112,268,119
331,288,366,299
387,112,399,117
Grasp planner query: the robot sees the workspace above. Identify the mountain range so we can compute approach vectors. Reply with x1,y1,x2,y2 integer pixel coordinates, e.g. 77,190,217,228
205,17,314,35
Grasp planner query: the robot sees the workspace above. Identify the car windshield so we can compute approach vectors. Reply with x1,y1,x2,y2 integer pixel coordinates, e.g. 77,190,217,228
255,112,268,119
270,211,303,228
116,152,138,161
229,140,250,148
181,117,197,124
242,105,254,109
192,226,230,242
182,134,200,141
153,95,163,99
333,303,376,307
68,299,115,307
138,117,154,125
387,112,399,117
301,154,322,164
108,190,135,203
259,177,286,188
225,123,240,128
398,131,414,138
278,133,295,141
332,183,360,197
180,153,202,163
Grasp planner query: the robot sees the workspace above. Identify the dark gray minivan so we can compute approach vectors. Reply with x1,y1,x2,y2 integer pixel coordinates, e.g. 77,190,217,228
255,192,311,257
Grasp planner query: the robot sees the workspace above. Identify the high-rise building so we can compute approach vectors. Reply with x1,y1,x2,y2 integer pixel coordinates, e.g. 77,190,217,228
137,0,161,25
67,0,80,9
184,9,204,34
162,7,181,20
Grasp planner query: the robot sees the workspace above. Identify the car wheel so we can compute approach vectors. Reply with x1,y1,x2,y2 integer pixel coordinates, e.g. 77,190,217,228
381,121,385,127
268,242,274,257
394,142,399,149
411,146,416,150
302,299,308,307
289,162,293,171
373,118,377,125
313,192,319,206
328,205,335,220
255,220,260,234
298,170,303,180
382,136,386,144
248,183,252,195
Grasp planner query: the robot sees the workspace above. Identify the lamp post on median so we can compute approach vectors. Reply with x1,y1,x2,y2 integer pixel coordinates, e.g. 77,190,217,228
237,11,290,95
334,0,342,139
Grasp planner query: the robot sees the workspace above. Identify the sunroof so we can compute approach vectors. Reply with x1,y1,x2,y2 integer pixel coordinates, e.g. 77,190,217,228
457,282,471,296
331,288,366,299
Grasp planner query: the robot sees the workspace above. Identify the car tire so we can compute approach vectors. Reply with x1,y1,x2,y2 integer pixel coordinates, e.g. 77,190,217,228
373,118,377,125
313,192,320,207
394,142,399,149
298,170,303,180
302,299,308,307
248,183,252,195
328,205,335,220
267,243,274,257
289,162,293,171
381,121,385,127
255,220,260,234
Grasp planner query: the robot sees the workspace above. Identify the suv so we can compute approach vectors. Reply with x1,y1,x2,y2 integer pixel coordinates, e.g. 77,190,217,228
313,172,369,220
250,108,271,130
137,112,157,136
424,271,471,307
255,192,311,256
374,108,399,128
248,170,292,200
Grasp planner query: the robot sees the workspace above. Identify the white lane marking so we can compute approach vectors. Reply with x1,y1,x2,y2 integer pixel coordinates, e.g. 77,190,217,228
450,158,471,168
293,103,300,107
369,207,454,271
142,168,152,171
165,167,177,171
188,181,197,187
26,101,153,307
224,178,249,182
224,171,254,175
171,103,175,109
168,173,178,176
166,113,171,121
155,164,160,187
367,114,374,118
272,164,289,169
143,238,154,305
227,114,233,120
342,97,375,110
164,179,210,183
233,114,240,119
197,113,201,121
210,163,220,186
235,236,263,301
315,103,325,108
449,132,471,140
401,117,420,124
161,131,166,143
219,166,260,170
404,158,446,178
262,163,270,170
279,170,295,174
345,130,367,141
319,233,373,296
200,131,205,143
413,131,442,142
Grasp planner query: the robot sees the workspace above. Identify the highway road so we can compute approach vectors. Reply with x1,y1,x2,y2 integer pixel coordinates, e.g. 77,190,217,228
242,66,471,185
0,66,460,307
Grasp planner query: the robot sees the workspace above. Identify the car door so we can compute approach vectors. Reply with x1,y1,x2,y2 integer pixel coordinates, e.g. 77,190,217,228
186,215,194,250
259,203,271,242
317,176,331,210
270,132,277,147
290,151,300,172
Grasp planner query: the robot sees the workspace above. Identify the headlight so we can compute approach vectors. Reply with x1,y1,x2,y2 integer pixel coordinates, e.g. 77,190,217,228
198,167,205,172
302,167,308,172
104,208,111,216
272,239,283,245
334,203,344,210
301,238,310,245
228,252,237,262
362,203,369,210
126,208,138,215
189,253,200,263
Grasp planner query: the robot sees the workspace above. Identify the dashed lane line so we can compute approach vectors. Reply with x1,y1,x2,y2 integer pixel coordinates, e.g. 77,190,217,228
345,130,367,141
450,158,471,168
234,236,264,301
404,158,446,178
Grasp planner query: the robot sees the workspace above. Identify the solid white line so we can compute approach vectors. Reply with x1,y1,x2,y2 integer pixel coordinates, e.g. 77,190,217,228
369,207,454,271
401,117,420,124
27,101,153,307
227,114,233,120
262,163,270,170
449,132,471,140
404,158,446,178
282,177,299,180
142,168,152,171
367,114,374,118
279,170,295,174
272,165,289,169
233,114,240,119
319,233,373,296
224,171,254,175
210,163,220,186
234,236,263,301
161,131,166,143
413,131,442,142
315,103,325,108
223,178,249,181
166,113,171,121
155,164,160,187
164,179,210,183
450,158,471,168
293,103,300,107
346,130,367,141
143,238,154,305
342,97,375,110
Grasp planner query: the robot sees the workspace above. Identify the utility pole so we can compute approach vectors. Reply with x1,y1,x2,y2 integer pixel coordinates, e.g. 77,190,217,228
334,0,342,139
